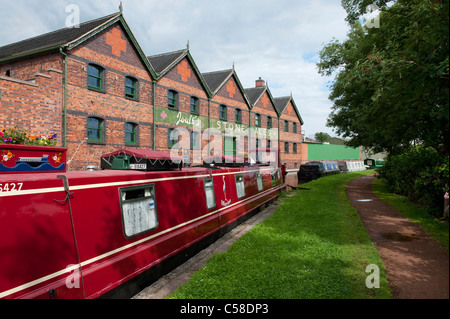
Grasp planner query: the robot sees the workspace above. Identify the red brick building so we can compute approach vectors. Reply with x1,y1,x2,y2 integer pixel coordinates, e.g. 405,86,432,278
0,12,306,171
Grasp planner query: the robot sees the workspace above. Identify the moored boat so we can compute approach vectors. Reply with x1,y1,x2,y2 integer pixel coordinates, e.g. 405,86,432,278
0,149,285,299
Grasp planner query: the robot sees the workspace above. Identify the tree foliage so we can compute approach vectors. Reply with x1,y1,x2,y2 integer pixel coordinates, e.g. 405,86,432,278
318,0,449,156
314,132,332,143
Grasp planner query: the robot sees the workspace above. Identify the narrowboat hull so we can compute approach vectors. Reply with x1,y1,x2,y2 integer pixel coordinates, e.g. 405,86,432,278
0,165,284,299
297,161,340,181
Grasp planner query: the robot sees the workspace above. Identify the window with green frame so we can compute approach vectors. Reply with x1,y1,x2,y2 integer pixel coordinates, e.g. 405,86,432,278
224,136,236,156
168,90,178,109
190,97,199,114
285,120,289,132
87,117,103,142
267,116,272,129
255,113,261,127
293,143,297,154
125,77,137,99
190,131,200,150
293,122,297,133
285,142,289,153
235,108,242,124
220,105,227,121
88,64,103,90
125,122,137,144
168,128,177,147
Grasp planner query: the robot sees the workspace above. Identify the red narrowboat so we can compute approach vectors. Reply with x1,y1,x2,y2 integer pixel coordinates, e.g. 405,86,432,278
0,149,285,299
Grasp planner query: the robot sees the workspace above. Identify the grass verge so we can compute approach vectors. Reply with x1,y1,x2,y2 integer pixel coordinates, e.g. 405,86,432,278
168,170,392,299
371,178,449,252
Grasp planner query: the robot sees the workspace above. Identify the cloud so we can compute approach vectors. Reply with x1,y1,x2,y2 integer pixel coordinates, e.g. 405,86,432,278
0,0,349,137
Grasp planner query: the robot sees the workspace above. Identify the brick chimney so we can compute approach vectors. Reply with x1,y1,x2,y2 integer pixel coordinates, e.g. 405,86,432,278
255,77,265,87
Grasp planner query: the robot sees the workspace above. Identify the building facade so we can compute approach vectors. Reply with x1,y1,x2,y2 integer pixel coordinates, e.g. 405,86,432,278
0,12,306,171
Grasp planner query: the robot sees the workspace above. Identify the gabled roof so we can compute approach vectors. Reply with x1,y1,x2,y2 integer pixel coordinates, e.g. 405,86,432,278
245,87,266,106
202,69,233,94
202,69,252,109
0,13,119,62
0,12,158,79
147,49,187,74
147,48,212,96
273,97,291,114
273,96,305,125
245,85,280,117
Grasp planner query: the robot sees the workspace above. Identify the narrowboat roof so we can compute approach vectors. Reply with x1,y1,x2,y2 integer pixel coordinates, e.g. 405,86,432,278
101,149,183,161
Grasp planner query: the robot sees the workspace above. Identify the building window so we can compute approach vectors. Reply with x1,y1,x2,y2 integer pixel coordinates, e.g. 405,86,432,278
190,97,199,114
224,136,236,156
293,122,297,134
125,77,137,100
220,105,227,121
255,113,261,127
204,178,216,210
235,175,245,199
87,117,104,143
191,131,200,150
267,116,272,129
125,122,137,145
285,120,289,132
293,143,297,154
285,142,289,154
168,90,178,109
119,184,158,238
168,128,177,147
267,139,271,148
88,64,104,91
235,108,242,124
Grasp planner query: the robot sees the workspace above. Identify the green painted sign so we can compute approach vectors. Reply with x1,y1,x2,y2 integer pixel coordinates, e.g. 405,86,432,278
155,107,278,138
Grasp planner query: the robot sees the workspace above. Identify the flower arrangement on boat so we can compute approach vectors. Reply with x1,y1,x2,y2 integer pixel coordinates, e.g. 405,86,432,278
1,126,57,146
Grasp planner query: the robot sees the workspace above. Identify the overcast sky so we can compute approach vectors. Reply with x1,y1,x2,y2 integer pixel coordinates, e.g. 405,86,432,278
0,0,350,138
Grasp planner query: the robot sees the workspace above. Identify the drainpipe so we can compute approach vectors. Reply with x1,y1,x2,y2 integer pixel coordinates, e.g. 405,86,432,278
278,118,281,168
59,47,68,148
208,98,211,156
152,80,156,150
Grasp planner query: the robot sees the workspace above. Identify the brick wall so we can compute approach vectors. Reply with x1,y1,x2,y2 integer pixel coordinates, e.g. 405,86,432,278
64,23,155,170
0,68,63,143
279,100,304,169
154,56,209,165
0,52,63,80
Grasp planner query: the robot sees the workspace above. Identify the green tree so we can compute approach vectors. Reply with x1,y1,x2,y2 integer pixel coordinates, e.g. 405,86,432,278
314,132,332,143
318,0,449,156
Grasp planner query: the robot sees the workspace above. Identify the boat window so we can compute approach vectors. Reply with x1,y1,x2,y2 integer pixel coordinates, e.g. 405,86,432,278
119,184,158,238
204,178,216,209
256,173,264,192
235,175,245,199
271,170,278,186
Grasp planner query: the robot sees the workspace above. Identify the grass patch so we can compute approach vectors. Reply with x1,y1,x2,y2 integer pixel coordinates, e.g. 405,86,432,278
372,178,449,251
168,170,392,299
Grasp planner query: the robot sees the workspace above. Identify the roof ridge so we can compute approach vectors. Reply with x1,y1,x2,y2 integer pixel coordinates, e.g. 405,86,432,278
147,48,187,59
202,69,233,76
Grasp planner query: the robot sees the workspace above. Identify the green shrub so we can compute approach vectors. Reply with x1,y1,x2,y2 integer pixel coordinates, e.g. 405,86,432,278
377,146,449,218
